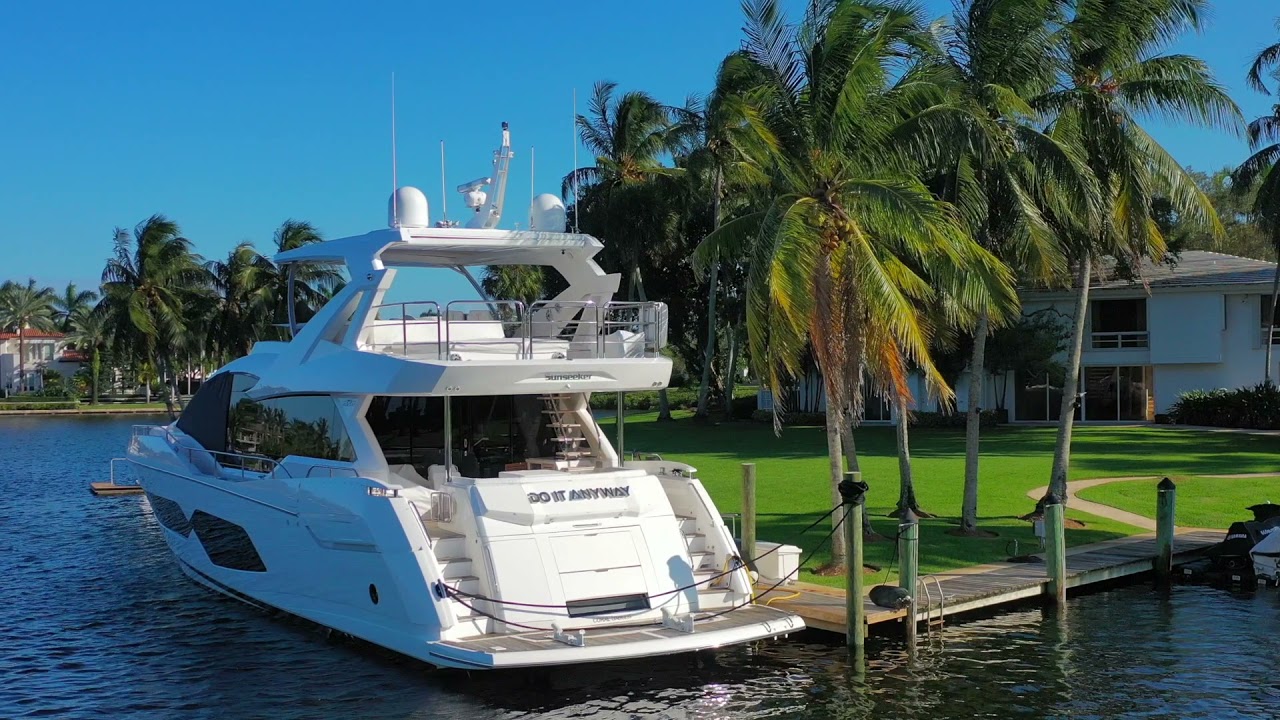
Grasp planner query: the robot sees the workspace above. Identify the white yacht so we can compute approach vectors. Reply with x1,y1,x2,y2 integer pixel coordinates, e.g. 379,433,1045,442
126,125,803,670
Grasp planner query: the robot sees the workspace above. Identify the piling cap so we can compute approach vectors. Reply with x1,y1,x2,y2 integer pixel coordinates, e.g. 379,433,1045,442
1041,491,1064,507
899,508,919,525
1157,477,1176,491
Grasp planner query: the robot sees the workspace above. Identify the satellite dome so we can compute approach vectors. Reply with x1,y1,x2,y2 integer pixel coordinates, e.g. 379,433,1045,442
388,186,430,228
529,193,567,232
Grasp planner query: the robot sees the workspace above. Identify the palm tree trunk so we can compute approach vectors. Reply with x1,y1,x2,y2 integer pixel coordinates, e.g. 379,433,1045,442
825,407,847,567
17,329,25,393
894,397,920,517
1048,259,1092,503
722,325,738,422
1265,257,1280,385
839,406,880,538
695,170,725,419
91,347,100,405
961,310,990,533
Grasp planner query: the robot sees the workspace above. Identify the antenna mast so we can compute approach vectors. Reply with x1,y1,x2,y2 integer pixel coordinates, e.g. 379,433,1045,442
572,88,580,232
440,140,449,222
530,146,535,204
390,72,398,222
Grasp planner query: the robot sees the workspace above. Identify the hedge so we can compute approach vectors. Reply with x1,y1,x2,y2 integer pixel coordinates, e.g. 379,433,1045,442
1167,384,1280,429
0,401,79,411
588,386,758,416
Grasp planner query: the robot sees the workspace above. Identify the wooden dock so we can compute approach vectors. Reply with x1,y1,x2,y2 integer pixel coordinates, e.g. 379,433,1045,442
757,529,1222,635
89,481,143,496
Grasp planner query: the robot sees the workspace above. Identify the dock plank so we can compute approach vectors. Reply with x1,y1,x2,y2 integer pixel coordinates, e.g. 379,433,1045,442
756,529,1219,637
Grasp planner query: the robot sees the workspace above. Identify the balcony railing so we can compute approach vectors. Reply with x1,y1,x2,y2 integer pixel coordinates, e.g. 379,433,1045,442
1090,331,1149,350
366,299,669,361
1263,327,1280,345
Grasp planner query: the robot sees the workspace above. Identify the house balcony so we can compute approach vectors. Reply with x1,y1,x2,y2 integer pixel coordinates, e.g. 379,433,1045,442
1090,331,1149,350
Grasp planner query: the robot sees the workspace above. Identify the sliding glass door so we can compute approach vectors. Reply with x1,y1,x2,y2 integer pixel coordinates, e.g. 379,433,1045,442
1083,366,1149,422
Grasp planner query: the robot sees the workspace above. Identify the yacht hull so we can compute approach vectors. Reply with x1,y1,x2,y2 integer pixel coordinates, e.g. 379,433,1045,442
132,458,804,670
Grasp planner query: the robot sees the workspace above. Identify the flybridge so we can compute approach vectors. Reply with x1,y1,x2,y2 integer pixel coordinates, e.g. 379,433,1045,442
527,486,633,503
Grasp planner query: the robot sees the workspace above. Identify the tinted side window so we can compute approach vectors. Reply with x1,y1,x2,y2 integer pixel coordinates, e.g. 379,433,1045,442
228,395,355,462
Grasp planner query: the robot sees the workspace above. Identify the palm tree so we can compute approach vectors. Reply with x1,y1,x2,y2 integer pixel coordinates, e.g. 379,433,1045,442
101,216,211,409
52,283,98,332
924,0,1098,533
671,53,774,420
1233,19,1280,385
1037,0,1240,503
207,242,275,360
697,0,1017,567
0,279,57,392
65,308,109,404
481,266,545,307
565,81,682,421
268,220,341,330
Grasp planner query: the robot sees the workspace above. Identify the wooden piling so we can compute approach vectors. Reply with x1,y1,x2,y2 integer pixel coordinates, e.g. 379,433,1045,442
741,463,757,563
616,392,625,464
1155,477,1177,585
1044,493,1067,606
898,509,919,645
843,471,865,652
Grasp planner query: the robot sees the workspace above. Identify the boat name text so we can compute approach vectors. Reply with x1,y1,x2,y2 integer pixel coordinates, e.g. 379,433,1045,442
527,486,631,503
545,373,592,381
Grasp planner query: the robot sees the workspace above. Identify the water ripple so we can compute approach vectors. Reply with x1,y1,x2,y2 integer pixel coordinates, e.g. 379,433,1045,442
3,415,1278,719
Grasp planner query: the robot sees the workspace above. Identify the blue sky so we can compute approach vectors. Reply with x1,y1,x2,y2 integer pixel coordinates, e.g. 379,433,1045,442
2,0,1277,301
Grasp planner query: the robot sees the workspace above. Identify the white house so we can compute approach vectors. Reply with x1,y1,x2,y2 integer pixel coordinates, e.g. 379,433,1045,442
0,330,83,393
759,251,1280,424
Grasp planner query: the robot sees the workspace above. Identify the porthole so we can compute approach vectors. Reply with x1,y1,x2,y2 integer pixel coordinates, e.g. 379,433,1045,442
369,583,379,605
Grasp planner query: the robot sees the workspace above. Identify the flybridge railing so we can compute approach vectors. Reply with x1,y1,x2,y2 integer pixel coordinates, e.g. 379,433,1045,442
367,299,669,360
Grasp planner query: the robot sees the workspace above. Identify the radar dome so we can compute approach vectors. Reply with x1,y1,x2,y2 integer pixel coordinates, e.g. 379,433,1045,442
388,186,430,228
529,193,567,232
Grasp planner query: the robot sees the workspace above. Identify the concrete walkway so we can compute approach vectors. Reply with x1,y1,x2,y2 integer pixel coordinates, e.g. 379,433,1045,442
1027,472,1279,531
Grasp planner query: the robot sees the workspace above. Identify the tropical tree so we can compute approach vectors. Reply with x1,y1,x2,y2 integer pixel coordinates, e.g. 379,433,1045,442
1232,20,1280,385
207,242,275,360
670,54,773,419
65,308,110,404
267,220,341,331
922,0,1101,533
697,0,1017,567
0,279,57,392
564,81,682,420
101,215,211,409
52,283,98,332
1037,0,1240,503
481,266,545,307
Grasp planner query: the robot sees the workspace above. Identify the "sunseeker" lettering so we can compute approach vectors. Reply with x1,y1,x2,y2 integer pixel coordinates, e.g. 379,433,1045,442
527,486,631,503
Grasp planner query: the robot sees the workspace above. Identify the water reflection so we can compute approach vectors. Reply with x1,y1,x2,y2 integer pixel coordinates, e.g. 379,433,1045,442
4,415,1280,719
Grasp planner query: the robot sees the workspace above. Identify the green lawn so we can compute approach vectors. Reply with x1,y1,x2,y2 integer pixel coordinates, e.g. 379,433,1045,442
1078,475,1280,529
604,412,1280,587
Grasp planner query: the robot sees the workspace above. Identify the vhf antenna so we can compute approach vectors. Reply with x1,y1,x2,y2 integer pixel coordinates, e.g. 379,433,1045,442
390,72,398,222
440,140,449,222
572,88,580,233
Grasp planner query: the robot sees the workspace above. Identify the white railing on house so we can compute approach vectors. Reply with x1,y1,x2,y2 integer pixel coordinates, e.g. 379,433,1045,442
365,299,669,361
1262,327,1280,345
1090,331,1149,349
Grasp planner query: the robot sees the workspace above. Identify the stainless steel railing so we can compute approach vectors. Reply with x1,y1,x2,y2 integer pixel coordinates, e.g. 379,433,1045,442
368,298,668,361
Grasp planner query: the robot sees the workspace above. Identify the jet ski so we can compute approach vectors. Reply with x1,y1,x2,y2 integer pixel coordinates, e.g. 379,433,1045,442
1197,504,1280,583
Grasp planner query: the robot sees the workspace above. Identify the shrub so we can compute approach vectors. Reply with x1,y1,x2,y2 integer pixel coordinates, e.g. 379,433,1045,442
588,386,758,414
907,410,1001,429
1168,384,1280,429
0,401,79,411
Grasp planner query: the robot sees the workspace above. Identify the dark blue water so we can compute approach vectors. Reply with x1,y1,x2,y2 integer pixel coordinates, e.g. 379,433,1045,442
4,415,1280,719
